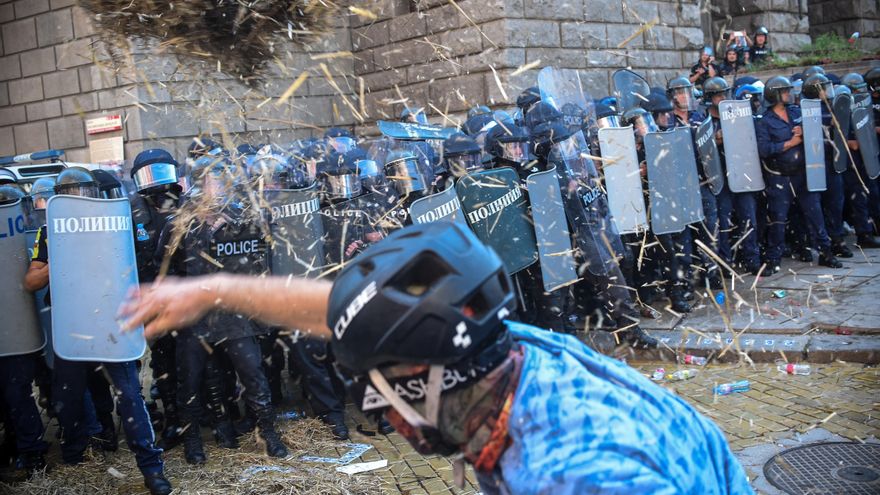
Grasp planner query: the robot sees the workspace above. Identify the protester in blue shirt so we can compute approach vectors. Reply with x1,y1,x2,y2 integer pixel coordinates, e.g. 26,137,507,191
119,222,754,495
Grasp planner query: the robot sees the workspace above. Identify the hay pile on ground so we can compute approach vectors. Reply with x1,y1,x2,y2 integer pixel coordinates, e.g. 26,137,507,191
78,0,346,81
7,417,384,494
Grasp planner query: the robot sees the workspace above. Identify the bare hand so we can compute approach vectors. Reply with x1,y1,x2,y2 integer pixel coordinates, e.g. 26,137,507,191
118,277,213,340
789,134,803,147
792,126,803,137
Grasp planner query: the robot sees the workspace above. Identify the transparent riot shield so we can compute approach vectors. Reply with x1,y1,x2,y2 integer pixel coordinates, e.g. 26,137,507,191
719,100,766,192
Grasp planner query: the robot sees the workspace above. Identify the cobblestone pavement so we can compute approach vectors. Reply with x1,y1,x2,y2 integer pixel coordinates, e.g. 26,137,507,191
351,361,879,494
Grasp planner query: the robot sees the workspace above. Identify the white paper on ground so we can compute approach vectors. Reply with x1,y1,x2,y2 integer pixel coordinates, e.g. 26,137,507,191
335,459,388,475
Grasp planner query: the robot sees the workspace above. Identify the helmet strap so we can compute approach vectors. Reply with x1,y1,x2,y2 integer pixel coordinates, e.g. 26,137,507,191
367,365,446,429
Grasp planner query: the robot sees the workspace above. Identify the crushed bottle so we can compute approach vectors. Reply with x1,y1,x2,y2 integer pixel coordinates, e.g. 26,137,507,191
666,369,698,381
714,380,750,396
651,368,665,381
777,363,811,375
681,354,707,366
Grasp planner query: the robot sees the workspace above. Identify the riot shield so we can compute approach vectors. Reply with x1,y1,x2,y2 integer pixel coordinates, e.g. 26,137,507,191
408,184,466,225
850,94,880,180
597,126,648,234
46,196,146,362
377,121,456,141
831,93,853,173
694,118,724,195
455,167,539,274
320,193,401,270
537,67,596,135
266,184,325,278
525,168,578,291
25,228,53,367
0,201,45,357
612,69,651,113
645,127,705,235
719,100,766,192
801,99,827,191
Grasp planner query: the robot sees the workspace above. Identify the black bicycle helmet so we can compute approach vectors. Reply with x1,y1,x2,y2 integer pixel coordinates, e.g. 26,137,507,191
329,221,515,374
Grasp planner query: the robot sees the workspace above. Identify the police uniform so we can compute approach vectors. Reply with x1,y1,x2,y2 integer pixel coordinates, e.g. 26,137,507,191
31,226,164,474
756,105,835,266
160,204,281,454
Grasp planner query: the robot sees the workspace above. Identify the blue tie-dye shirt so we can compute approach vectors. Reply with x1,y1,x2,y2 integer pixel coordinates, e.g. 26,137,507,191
476,322,753,495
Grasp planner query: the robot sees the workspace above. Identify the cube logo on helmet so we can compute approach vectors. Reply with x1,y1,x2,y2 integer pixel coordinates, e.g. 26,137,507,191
333,280,378,340
452,322,471,349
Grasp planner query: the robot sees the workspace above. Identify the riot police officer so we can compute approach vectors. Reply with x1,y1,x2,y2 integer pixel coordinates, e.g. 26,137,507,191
0,184,48,477
703,77,764,273
129,149,185,449
756,76,843,273
802,75,857,257
23,167,172,495
841,72,880,242
635,88,693,313
157,155,289,464
526,102,657,347
668,77,722,290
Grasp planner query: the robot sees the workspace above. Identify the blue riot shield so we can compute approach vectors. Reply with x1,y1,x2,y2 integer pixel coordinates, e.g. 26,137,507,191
0,201,45,357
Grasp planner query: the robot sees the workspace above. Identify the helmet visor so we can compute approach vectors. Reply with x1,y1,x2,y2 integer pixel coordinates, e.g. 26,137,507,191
670,87,697,111
653,110,676,130
325,173,362,199
596,115,621,129
632,113,660,138
385,156,427,196
56,184,100,199
498,141,530,163
446,153,483,177
133,163,179,192
328,136,357,154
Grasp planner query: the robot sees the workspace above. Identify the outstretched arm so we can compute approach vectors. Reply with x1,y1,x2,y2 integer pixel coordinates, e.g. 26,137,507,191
118,274,333,341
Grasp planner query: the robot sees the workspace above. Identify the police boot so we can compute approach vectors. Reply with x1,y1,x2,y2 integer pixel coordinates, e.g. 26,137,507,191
95,412,119,452
668,285,691,313
19,451,47,478
157,403,182,451
377,418,395,435
234,411,257,436
797,247,814,263
832,238,854,258
322,413,350,440
213,418,239,449
624,326,659,349
704,268,723,291
182,424,207,465
819,250,843,268
257,415,289,458
143,472,173,495
856,234,880,249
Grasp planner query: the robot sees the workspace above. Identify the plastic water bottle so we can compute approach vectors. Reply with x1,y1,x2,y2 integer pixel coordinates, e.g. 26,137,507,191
681,354,707,366
714,380,750,396
777,363,811,375
651,368,665,381
666,369,698,381
136,223,149,242
714,292,725,305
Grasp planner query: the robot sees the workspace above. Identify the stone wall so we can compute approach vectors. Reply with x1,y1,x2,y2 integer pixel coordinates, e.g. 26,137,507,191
0,0,354,163
807,0,880,52
710,0,811,59
4,0,877,166
352,0,706,133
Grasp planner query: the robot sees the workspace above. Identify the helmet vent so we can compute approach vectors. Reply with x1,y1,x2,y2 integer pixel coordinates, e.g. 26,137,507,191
386,253,450,297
